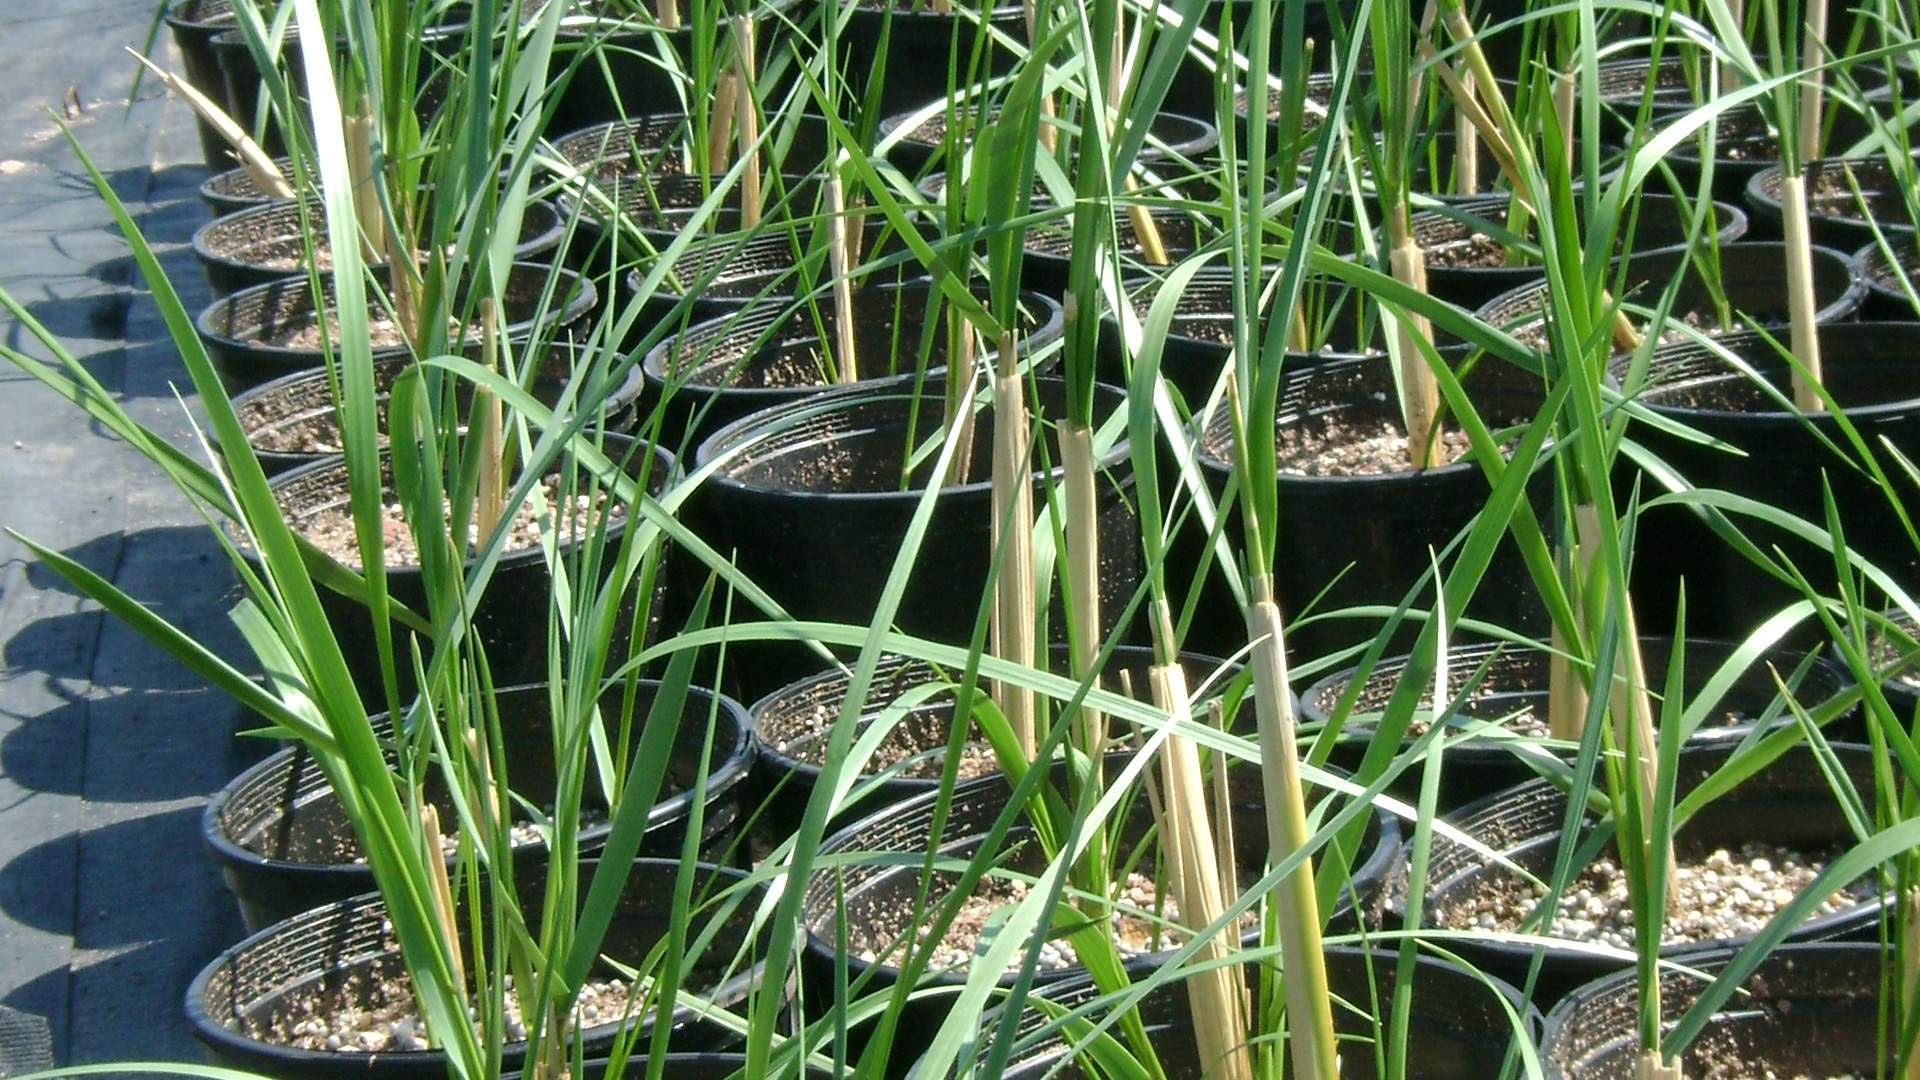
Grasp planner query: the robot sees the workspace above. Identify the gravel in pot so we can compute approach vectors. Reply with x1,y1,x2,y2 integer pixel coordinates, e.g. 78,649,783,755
236,432,672,707
748,645,1243,833
193,198,568,299
1746,154,1919,253
228,339,647,477
1020,205,1214,298
1541,943,1888,1079
186,859,766,1079
203,680,753,932
1300,637,1854,813
1473,241,1865,358
641,277,1062,451
1610,322,1920,641
196,261,596,393
803,758,1400,1074
690,377,1141,703
1416,741,1891,1007
1188,354,1551,665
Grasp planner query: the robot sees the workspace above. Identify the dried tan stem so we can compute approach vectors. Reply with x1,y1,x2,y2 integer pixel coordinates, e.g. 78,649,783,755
1246,576,1338,1080
1206,698,1239,915
1635,1051,1681,1080
1151,664,1252,1080
1722,0,1745,95
346,104,386,263
732,17,761,229
656,0,680,30
1905,888,1920,1080
827,173,859,384
1799,0,1828,162
1062,421,1103,786
1548,602,1589,742
945,317,979,487
1456,70,1480,195
706,69,738,177
1575,504,1673,906
127,49,293,199
991,360,1037,759
1387,206,1440,470
1780,174,1826,410
476,299,504,546
419,804,466,999
1027,0,1054,151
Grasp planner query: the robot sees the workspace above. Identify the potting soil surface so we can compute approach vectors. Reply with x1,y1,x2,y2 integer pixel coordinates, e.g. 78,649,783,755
0,1,256,1064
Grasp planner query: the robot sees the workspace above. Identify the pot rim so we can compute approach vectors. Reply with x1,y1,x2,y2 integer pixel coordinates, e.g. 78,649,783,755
692,375,1129,503
195,261,597,363
184,857,761,1068
200,679,752,880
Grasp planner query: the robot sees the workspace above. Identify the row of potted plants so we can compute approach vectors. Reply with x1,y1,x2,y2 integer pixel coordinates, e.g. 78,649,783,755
18,0,1920,1076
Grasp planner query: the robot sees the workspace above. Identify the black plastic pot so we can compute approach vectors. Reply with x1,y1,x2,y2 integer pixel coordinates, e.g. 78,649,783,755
239,433,671,707
1169,1,1355,115
1853,236,1920,317
193,198,567,299
1415,193,1749,314
1613,323,1920,642
690,378,1141,703
840,3,1029,119
549,112,835,189
1301,637,1854,814
616,215,913,364
1654,99,1896,215
1094,261,1439,411
1746,155,1919,253
1543,944,1888,1078
879,103,1216,178
195,261,596,393
198,155,297,218
803,759,1401,1075
999,948,1540,1080
203,681,753,931
1417,741,1889,1008
164,0,239,170
1020,206,1214,300
641,278,1063,452
210,27,306,162
1188,354,1552,666
1474,241,1865,354
748,646,1241,834
227,343,646,477
187,859,765,1079
545,4,794,134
